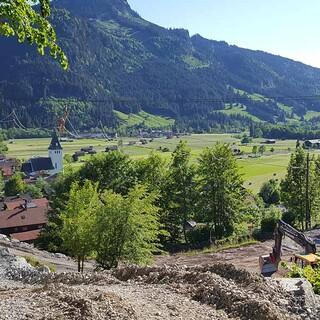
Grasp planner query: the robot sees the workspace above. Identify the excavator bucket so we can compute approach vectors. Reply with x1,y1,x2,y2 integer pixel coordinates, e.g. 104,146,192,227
259,254,278,277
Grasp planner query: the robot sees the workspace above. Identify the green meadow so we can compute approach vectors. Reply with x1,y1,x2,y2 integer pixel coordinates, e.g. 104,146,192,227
7,134,318,193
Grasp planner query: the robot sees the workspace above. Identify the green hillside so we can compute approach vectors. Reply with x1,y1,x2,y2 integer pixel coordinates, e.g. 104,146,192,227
114,110,174,129
1,0,320,133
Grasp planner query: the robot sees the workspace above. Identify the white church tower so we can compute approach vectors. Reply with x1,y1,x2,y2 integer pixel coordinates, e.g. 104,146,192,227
48,131,63,175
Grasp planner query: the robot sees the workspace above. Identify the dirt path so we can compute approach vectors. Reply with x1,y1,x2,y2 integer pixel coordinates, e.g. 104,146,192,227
0,239,94,273
155,240,300,274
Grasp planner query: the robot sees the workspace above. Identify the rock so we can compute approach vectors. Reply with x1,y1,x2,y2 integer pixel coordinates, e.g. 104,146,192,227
0,234,9,242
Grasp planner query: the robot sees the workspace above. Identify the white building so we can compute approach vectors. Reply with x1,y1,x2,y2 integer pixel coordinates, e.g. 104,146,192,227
48,131,63,175
22,131,63,176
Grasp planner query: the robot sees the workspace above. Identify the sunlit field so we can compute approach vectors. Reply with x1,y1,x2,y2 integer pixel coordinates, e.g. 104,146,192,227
7,134,318,193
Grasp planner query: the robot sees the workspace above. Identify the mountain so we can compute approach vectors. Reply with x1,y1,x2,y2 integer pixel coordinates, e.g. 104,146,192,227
1,0,320,132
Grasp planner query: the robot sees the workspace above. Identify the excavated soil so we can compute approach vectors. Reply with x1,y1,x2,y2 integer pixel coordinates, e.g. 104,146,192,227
1,234,320,320
1,257,320,320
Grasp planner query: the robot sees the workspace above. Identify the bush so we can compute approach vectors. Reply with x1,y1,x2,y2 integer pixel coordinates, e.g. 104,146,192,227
186,224,210,245
282,211,296,226
23,256,56,272
286,264,320,294
260,205,282,233
261,217,278,233
259,179,280,205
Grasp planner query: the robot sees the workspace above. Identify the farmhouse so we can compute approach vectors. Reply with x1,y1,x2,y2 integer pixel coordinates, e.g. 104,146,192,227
0,196,49,242
303,139,320,149
22,131,63,176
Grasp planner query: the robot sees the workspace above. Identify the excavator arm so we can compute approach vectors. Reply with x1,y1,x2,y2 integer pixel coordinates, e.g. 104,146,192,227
260,220,316,276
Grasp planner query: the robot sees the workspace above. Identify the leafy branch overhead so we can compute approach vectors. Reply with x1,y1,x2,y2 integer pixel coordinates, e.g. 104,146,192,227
0,0,68,69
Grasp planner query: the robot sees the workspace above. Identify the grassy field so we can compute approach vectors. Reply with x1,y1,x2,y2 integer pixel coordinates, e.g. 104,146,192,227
7,134,318,193
114,110,174,130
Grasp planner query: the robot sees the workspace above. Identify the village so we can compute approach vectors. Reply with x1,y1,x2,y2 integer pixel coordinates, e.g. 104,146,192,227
2,1,320,319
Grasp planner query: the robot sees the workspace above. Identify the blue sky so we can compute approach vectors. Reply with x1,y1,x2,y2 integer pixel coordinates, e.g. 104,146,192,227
128,0,320,68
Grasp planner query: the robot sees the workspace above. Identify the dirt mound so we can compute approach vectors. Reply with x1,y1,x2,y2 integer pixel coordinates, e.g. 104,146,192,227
113,264,319,320
0,285,137,320
1,246,319,320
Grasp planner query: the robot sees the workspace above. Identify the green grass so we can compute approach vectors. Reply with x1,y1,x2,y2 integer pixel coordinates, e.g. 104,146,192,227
304,110,320,121
182,55,209,69
220,104,262,122
23,255,56,272
7,134,315,193
184,240,258,256
114,110,175,129
7,138,108,161
232,88,299,121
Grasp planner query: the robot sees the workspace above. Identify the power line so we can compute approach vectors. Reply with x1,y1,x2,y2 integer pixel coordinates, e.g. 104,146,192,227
1,94,320,105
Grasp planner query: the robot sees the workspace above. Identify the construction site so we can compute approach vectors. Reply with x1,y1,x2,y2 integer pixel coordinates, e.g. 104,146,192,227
0,222,320,320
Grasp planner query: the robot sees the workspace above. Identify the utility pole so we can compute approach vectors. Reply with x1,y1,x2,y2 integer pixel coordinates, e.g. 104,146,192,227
305,153,311,230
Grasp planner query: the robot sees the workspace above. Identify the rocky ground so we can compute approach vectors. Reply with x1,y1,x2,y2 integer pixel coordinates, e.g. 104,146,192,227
0,240,320,320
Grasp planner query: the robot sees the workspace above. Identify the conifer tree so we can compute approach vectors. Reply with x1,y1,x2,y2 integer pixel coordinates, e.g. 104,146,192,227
281,147,310,229
162,141,197,243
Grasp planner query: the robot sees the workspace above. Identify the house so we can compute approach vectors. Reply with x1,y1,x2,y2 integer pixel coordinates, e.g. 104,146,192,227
185,220,197,231
22,131,63,176
303,139,320,149
0,196,49,242
0,156,17,180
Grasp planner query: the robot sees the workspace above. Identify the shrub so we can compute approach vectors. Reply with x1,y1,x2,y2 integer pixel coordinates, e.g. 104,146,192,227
186,224,210,245
286,264,320,294
23,256,56,272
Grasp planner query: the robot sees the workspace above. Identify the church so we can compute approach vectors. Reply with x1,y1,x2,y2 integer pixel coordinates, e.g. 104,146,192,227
22,131,63,177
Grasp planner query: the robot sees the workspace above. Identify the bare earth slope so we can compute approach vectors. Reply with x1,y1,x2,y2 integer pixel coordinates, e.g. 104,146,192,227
1,239,320,320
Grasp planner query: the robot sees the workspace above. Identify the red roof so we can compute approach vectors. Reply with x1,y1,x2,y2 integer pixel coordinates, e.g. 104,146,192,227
0,164,13,177
4,198,48,211
0,199,49,229
10,229,42,242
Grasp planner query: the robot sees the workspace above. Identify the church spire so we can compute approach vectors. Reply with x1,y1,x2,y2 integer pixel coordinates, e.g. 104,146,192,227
48,130,62,150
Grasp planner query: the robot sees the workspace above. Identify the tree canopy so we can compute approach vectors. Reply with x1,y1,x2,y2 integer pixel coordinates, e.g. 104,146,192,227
0,0,68,69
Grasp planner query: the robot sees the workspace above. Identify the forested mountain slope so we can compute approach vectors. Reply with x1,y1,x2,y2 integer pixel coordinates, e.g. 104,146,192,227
1,0,320,131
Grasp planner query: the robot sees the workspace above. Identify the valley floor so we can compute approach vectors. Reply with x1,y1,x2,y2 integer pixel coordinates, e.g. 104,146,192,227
7,134,318,192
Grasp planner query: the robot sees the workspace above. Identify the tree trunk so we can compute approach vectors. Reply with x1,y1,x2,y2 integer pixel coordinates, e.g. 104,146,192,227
77,257,81,273
81,257,84,273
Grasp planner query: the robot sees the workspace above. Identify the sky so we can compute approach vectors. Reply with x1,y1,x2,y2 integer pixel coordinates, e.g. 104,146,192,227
128,0,320,68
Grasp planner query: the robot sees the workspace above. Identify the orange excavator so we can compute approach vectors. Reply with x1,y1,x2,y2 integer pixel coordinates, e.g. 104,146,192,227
259,220,318,276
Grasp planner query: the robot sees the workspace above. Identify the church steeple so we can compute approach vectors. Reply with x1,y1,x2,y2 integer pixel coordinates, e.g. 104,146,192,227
48,131,62,151
48,131,63,174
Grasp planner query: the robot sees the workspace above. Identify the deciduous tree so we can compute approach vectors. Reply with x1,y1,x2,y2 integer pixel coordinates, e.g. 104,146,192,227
4,173,26,196
0,0,68,68
60,181,100,272
94,185,162,269
198,143,244,242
